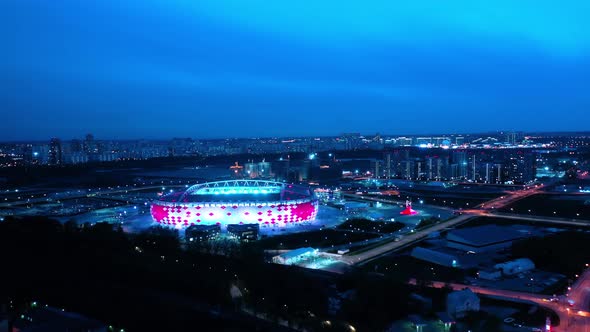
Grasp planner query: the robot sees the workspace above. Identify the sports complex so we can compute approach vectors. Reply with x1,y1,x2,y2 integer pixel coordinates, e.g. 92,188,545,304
150,180,319,228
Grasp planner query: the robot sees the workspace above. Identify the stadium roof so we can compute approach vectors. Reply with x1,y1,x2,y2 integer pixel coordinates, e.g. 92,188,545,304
157,180,313,203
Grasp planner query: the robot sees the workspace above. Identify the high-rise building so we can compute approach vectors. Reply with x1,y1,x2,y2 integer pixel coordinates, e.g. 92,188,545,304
385,153,392,179
48,138,62,165
70,139,82,153
272,158,290,181
371,159,381,178
84,134,95,153
341,133,362,150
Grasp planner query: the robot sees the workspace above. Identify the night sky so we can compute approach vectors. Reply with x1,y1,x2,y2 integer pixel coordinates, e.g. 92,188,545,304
3,0,590,140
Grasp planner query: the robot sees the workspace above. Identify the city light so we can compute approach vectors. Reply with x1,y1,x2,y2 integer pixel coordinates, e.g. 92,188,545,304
151,180,318,228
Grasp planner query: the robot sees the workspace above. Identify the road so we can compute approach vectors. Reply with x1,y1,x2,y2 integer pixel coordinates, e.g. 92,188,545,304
339,184,543,266
481,211,590,227
566,268,590,331
0,185,185,208
340,213,475,265
339,182,586,267
341,193,455,211
475,183,546,210
418,278,590,332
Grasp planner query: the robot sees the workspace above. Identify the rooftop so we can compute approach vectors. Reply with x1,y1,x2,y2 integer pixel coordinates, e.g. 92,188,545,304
447,225,524,247
278,247,317,260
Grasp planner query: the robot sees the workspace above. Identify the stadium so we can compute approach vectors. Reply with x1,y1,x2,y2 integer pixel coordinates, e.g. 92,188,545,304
150,180,318,228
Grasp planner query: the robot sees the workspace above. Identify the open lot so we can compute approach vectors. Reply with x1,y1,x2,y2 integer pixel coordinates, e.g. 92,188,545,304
257,229,379,250
500,194,590,220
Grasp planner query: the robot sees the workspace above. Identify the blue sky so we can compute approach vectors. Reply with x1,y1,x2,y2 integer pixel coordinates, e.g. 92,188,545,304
2,0,590,140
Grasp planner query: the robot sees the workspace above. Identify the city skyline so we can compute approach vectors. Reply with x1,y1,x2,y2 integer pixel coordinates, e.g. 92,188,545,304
4,0,590,140
3,129,590,143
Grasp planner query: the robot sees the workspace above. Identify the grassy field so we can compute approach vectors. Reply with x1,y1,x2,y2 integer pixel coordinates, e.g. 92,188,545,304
336,218,405,233
500,194,590,220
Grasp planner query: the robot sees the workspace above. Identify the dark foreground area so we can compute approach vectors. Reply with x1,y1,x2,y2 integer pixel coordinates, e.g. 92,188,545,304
0,216,415,332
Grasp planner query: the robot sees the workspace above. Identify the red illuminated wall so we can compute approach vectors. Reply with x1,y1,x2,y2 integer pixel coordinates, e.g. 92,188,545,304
150,200,318,228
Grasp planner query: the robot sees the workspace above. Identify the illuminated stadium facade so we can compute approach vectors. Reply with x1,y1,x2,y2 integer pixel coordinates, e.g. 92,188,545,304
150,180,318,228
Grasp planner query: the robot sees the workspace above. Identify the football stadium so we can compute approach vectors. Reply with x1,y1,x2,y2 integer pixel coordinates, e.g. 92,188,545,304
150,180,318,228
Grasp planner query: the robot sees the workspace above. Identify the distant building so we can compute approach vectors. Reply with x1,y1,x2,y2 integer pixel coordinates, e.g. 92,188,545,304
227,223,259,242
244,160,272,178
410,247,460,268
446,225,524,253
48,138,62,165
446,288,480,319
185,224,221,242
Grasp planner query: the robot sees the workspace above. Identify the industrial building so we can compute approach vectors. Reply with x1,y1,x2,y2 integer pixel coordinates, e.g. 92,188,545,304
494,258,535,276
410,247,460,268
446,225,524,252
476,268,502,281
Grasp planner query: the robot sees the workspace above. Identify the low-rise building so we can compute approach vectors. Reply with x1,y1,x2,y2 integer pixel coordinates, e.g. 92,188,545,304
446,225,524,253
411,247,460,268
494,258,535,276
185,224,221,242
227,223,259,242
447,288,480,319
272,247,318,265
477,268,502,281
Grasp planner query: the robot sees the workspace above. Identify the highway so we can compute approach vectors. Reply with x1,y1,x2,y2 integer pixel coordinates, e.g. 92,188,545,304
340,181,590,329
340,213,475,265
340,184,545,266
339,182,590,266
480,211,590,227
0,185,186,208
341,193,455,211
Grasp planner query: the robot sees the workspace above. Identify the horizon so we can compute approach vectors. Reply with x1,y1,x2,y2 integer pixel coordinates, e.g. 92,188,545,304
2,129,590,144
